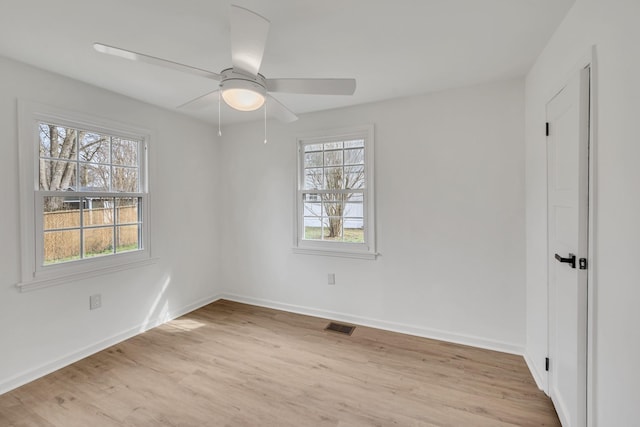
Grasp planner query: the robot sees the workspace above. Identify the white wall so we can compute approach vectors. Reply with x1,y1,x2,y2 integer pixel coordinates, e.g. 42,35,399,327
218,79,526,353
0,56,221,393
525,0,640,424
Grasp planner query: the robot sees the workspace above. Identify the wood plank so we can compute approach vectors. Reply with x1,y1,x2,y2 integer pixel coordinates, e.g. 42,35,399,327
0,300,559,426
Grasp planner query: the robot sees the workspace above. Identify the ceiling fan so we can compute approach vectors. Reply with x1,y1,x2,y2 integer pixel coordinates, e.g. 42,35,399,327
93,5,356,124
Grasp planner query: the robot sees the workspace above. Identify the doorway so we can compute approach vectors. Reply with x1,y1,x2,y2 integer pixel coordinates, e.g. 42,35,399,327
546,66,590,426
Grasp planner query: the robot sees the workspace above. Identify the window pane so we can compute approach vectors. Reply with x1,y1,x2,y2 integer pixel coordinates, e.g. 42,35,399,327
324,167,343,189
304,143,323,152
323,202,343,219
112,138,138,166
344,202,364,219
116,225,139,253
116,198,139,225
39,124,52,157
304,218,326,240
324,150,343,166
344,166,365,189
304,228,325,240
344,139,365,148
323,217,343,240
39,159,77,191
303,193,321,202
39,124,77,160
344,148,364,165
321,193,343,203
347,192,364,203
79,163,110,191
43,197,80,230
323,141,343,150
113,167,139,192
304,152,323,168
83,198,114,226
344,190,365,243
303,202,322,217
44,229,80,265
304,168,324,190
84,226,114,258
79,132,110,163
343,225,364,243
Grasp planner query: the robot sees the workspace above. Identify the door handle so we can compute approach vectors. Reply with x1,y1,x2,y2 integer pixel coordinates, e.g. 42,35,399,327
555,253,576,269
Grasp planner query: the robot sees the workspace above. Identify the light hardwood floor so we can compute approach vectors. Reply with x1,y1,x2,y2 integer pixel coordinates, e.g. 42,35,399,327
0,300,560,426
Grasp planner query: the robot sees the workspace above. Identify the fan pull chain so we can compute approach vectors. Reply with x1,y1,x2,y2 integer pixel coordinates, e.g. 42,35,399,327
218,91,222,137
264,98,267,144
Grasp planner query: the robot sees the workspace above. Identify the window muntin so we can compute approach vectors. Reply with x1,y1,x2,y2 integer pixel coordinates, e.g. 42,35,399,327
37,122,145,267
296,127,375,258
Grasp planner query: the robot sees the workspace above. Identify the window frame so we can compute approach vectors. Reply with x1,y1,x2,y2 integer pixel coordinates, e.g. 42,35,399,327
17,101,154,292
293,125,376,259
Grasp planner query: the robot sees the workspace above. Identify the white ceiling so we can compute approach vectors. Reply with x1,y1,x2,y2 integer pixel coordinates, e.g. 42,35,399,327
0,0,575,124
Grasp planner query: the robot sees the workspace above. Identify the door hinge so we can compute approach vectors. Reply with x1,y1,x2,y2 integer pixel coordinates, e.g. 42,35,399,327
545,122,550,136
579,258,588,270
545,357,550,371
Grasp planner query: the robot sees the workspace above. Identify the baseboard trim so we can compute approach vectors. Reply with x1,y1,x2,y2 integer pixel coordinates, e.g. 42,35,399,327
524,351,547,392
0,293,223,396
221,293,524,356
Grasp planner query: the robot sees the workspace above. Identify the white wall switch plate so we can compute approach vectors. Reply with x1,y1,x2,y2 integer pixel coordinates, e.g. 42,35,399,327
90,294,102,310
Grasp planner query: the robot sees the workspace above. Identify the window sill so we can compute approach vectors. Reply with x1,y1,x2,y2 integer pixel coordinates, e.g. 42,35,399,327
16,256,159,293
292,247,378,260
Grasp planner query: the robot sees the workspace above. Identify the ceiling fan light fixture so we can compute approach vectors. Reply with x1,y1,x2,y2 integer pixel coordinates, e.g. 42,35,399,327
220,76,266,111
222,87,265,111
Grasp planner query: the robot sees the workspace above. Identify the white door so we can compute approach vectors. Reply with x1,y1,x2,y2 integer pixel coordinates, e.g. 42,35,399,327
546,67,590,427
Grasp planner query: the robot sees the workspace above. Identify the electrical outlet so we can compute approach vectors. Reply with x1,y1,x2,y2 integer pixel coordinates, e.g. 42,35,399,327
90,294,102,310
328,273,335,285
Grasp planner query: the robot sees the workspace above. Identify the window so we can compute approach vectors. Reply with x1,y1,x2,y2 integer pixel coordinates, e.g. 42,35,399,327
294,125,376,259
18,102,152,291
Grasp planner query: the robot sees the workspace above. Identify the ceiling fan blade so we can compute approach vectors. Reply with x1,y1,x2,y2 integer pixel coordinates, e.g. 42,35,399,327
267,95,298,123
93,43,221,81
177,90,219,110
230,5,270,76
266,78,356,95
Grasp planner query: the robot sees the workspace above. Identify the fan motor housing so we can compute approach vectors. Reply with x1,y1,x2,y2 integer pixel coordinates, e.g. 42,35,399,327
219,68,267,96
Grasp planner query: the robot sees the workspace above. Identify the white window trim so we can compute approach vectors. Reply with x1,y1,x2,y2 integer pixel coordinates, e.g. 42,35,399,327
16,100,156,292
293,124,377,260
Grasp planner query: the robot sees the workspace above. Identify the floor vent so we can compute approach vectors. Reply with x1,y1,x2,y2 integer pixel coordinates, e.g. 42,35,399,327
325,322,355,335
